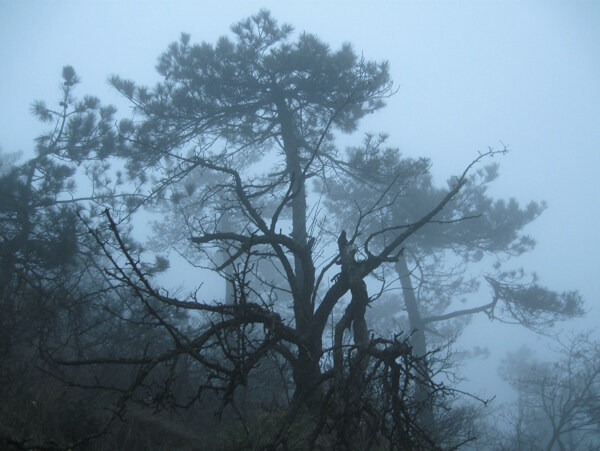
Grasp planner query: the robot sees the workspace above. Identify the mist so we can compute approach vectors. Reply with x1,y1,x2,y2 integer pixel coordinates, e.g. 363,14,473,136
1,1,598,449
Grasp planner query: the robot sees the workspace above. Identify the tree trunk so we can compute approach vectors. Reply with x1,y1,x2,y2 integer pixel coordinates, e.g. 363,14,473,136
274,91,322,412
396,254,434,430
217,208,235,305
274,92,312,328
545,429,566,451
291,347,323,412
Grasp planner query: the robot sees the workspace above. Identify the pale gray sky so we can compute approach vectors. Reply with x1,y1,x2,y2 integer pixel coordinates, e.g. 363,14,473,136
1,0,598,408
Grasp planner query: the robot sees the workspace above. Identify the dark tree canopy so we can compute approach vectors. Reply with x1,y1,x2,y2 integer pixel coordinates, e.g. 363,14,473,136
111,9,392,175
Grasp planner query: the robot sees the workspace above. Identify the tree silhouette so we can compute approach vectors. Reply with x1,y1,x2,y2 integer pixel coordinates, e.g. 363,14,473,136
0,10,586,449
323,130,584,428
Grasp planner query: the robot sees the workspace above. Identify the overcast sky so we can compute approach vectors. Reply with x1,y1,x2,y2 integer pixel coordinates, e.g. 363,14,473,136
1,0,599,406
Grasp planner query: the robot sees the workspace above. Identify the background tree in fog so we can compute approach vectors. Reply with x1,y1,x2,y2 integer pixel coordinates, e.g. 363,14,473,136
498,334,600,450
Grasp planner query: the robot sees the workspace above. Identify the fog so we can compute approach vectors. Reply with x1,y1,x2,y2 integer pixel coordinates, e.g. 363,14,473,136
1,1,598,449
